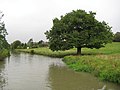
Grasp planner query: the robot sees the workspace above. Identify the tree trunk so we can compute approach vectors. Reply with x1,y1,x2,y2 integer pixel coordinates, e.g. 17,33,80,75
77,47,81,55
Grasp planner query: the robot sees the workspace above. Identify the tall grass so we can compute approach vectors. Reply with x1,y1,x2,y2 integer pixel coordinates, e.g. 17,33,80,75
63,54,120,83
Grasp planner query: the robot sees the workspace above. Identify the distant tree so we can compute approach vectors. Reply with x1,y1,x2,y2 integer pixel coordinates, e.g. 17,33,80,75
23,43,27,49
27,38,33,48
37,40,44,47
11,40,21,49
113,32,120,42
45,10,113,55
38,40,44,44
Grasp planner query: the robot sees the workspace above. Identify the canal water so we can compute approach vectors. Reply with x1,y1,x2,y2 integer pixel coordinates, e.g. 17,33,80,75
0,53,120,90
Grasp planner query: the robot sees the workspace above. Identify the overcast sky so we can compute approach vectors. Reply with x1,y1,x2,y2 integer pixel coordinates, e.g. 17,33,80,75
0,0,120,43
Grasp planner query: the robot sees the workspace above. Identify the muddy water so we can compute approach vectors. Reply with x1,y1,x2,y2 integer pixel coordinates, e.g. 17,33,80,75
0,53,119,90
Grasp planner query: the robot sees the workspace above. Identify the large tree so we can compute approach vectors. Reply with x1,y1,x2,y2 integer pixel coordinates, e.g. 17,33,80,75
45,10,113,55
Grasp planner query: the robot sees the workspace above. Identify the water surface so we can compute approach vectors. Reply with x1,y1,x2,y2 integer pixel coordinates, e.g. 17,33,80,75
0,53,120,90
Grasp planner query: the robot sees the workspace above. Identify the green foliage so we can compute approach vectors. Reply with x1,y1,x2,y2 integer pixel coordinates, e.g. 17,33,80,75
0,11,9,58
11,40,21,49
11,39,48,49
26,39,48,48
27,38,33,48
113,32,120,42
21,43,27,49
0,49,10,59
45,9,113,54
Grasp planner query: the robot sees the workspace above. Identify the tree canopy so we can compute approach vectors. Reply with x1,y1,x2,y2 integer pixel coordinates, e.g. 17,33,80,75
11,40,21,49
45,10,113,55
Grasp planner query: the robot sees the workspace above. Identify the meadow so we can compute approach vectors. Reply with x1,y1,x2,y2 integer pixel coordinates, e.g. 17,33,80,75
17,42,120,57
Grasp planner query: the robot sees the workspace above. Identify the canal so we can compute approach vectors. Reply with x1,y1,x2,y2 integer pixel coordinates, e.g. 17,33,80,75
0,53,120,90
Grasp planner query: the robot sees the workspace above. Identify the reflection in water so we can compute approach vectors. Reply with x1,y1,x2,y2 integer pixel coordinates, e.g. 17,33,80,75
0,59,8,89
0,53,119,90
48,64,120,90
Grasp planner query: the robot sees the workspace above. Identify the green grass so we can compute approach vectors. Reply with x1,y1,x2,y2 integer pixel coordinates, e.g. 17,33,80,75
62,42,120,84
63,54,120,83
82,42,120,55
16,42,120,57
16,47,76,58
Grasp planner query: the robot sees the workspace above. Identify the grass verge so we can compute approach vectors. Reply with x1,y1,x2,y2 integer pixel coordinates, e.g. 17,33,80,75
63,54,120,84
16,47,76,58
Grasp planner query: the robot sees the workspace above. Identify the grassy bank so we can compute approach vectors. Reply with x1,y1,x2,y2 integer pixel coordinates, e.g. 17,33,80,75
63,54,120,84
63,42,120,84
0,49,10,59
16,47,76,58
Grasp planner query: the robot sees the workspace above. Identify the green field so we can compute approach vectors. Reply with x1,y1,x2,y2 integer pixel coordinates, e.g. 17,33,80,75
17,42,120,83
17,42,120,57
82,42,120,55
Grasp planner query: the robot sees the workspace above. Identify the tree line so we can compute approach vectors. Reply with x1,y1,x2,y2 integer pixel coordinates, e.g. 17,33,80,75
11,38,48,49
11,31,120,50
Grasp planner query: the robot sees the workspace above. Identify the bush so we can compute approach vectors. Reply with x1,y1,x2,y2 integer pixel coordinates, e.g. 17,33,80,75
0,49,10,59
